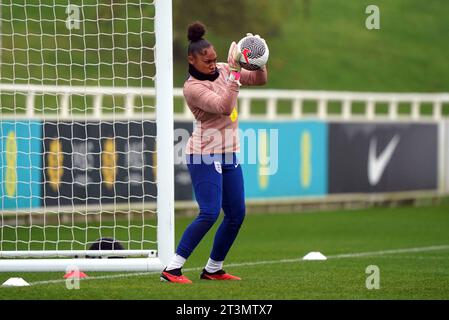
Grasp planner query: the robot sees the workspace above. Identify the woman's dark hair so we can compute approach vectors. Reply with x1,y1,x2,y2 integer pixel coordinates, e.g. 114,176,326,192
187,21,212,56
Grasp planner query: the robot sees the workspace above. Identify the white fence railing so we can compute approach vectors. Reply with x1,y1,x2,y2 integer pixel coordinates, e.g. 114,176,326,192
227,89,449,121
0,84,448,121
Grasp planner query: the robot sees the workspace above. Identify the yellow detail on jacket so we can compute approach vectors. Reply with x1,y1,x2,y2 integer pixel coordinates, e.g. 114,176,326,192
230,107,238,122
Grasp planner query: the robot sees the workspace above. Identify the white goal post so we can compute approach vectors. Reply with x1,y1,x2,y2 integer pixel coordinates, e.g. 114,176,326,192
0,0,174,272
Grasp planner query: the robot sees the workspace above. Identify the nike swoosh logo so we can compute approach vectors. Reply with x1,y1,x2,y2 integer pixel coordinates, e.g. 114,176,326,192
368,135,400,186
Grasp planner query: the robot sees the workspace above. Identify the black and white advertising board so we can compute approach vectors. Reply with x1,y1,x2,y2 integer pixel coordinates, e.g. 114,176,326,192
329,123,438,193
43,120,193,207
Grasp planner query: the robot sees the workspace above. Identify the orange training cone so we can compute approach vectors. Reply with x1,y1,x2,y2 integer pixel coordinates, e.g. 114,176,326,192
63,270,88,279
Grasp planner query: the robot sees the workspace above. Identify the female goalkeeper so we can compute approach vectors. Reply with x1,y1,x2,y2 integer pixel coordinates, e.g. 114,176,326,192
160,21,268,283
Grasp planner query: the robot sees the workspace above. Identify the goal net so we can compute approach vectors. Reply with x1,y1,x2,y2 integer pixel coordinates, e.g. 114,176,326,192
0,0,174,272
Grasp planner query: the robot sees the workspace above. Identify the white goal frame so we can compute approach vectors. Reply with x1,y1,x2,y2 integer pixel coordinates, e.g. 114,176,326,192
0,0,174,272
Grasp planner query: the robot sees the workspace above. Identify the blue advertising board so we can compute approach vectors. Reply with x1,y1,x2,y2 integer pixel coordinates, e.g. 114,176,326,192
0,121,42,209
238,121,327,198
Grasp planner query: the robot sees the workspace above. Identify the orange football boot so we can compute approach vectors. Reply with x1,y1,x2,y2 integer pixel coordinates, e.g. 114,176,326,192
160,268,192,284
200,269,241,281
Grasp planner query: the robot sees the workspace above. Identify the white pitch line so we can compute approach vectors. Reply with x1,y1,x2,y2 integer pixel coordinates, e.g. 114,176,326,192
327,244,449,259
222,244,449,268
21,244,449,287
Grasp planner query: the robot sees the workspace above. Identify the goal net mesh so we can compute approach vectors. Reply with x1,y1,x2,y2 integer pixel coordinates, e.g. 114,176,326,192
0,0,158,256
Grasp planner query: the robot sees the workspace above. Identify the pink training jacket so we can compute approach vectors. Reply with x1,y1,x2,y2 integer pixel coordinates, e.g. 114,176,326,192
184,63,267,154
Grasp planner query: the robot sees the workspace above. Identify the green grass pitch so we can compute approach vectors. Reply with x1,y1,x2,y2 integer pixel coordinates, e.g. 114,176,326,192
1,203,449,299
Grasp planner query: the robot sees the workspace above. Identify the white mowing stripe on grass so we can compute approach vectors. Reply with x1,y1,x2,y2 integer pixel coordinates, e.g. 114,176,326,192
25,244,449,287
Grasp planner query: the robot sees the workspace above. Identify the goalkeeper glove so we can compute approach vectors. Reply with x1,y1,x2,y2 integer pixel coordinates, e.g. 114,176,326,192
227,41,242,73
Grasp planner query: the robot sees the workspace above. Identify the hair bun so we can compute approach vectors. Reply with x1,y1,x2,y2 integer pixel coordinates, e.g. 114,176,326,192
187,21,206,42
